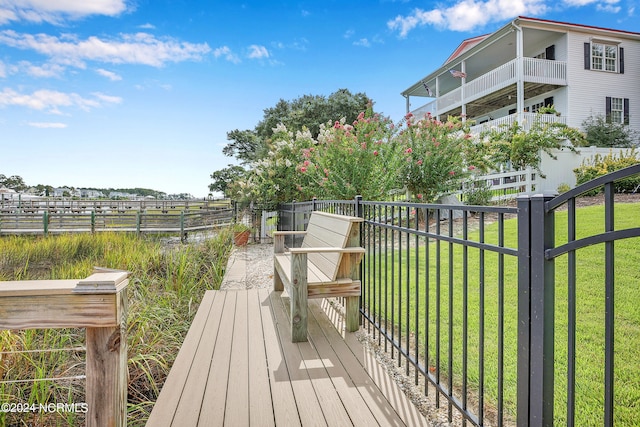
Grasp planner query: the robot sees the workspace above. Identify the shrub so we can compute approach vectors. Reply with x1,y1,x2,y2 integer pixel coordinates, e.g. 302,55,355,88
463,179,493,206
557,183,571,194
573,149,640,195
581,114,639,148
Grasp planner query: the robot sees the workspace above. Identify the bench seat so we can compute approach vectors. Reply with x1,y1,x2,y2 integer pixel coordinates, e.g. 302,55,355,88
273,211,364,342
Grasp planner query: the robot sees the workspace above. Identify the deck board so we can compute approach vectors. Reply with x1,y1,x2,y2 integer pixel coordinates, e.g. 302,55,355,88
146,289,427,426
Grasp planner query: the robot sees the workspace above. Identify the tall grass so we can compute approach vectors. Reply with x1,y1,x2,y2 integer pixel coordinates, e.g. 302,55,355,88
364,202,640,425
0,229,234,426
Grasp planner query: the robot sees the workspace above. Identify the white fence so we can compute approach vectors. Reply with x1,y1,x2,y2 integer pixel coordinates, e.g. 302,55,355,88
471,147,637,201
538,146,636,192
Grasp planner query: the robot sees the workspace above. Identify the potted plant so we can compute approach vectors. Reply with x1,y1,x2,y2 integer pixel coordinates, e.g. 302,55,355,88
232,223,252,246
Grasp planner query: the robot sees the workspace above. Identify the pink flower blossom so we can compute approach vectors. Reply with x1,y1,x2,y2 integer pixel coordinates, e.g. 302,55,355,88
434,141,440,147
361,142,367,150
373,150,379,156
405,148,413,154
417,159,423,166
300,166,307,173
303,160,310,167
334,121,341,129
357,111,365,121
417,194,423,200
449,171,455,175
405,112,413,120
468,165,476,171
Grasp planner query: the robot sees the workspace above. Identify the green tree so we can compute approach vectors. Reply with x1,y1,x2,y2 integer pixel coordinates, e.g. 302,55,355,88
581,114,639,148
0,174,28,192
209,165,247,197
480,113,586,176
214,88,372,198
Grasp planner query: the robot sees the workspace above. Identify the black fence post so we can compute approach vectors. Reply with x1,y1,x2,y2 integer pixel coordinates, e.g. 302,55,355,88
517,193,556,427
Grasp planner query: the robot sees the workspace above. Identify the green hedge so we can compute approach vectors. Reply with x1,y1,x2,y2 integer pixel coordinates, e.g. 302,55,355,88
574,149,640,195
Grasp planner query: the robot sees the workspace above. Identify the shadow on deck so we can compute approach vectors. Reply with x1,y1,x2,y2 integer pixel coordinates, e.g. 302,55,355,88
146,289,428,426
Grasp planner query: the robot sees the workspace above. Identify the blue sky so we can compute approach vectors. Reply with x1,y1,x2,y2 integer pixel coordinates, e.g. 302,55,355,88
1,0,637,197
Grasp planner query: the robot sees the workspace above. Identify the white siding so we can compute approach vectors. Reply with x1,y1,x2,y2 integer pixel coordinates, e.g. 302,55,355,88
565,30,640,133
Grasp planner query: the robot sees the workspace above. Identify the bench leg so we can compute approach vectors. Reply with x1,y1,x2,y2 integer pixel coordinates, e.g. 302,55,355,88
290,253,308,342
273,262,283,292
344,296,360,333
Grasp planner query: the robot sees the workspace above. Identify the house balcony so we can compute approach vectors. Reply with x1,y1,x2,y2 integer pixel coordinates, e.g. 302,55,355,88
411,57,567,120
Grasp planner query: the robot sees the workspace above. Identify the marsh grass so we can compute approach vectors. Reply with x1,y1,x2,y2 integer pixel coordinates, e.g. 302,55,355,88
365,202,640,425
0,229,234,426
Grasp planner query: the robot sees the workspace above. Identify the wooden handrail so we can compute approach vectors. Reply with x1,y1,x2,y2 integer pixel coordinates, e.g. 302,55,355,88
0,269,129,427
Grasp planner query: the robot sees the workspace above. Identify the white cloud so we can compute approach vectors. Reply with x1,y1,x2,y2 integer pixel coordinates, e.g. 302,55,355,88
0,30,211,68
388,0,548,35
0,87,119,113
353,38,371,47
0,60,5,77
213,46,241,63
28,121,67,128
0,0,128,25
247,44,269,59
23,61,66,78
91,92,122,104
96,68,122,81
139,23,155,29
562,0,621,11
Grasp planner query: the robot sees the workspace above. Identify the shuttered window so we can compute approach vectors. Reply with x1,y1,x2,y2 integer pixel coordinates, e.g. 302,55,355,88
606,97,630,125
584,42,624,74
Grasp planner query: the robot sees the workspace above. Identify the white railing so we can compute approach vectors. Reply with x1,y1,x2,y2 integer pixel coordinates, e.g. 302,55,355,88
411,58,567,117
523,57,567,84
469,112,567,135
467,168,538,202
465,60,517,101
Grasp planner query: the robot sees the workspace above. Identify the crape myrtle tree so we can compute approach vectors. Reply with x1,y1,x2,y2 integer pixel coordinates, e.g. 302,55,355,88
210,89,372,200
396,113,492,202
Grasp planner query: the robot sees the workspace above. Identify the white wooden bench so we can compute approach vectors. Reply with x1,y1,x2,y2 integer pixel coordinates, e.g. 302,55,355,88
273,211,365,342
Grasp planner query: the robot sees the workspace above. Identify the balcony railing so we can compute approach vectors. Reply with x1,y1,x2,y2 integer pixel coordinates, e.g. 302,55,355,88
469,112,567,135
411,58,567,119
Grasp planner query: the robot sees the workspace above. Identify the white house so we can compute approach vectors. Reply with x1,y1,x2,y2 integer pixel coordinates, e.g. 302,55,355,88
402,16,640,138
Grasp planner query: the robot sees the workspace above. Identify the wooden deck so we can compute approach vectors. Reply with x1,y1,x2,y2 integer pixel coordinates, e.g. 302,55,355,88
146,288,428,426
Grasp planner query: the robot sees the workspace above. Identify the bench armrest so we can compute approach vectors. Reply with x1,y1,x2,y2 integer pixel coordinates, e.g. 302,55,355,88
289,247,365,254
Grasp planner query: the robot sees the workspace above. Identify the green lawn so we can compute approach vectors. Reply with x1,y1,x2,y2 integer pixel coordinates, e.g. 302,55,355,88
363,202,640,425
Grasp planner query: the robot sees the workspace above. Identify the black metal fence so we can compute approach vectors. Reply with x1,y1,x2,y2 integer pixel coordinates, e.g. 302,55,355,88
278,164,640,427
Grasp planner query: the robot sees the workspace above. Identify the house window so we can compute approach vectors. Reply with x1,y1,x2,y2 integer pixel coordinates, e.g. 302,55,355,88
606,97,630,125
610,97,623,123
585,41,623,73
592,42,617,71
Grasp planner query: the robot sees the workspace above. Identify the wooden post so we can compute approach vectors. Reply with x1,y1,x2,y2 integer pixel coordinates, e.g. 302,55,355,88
290,252,308,342
75,271,129,427
85,292,128,427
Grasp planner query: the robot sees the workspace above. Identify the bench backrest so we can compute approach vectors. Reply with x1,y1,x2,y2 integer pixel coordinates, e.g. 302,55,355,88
301,211,363,281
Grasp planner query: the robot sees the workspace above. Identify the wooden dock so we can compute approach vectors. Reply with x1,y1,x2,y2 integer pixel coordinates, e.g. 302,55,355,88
146,289,428,426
